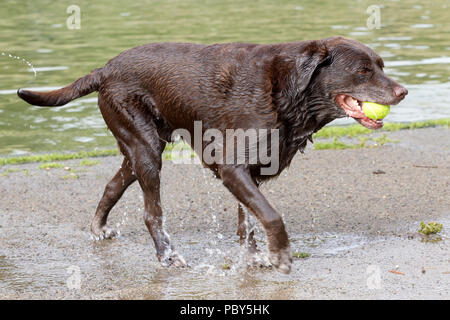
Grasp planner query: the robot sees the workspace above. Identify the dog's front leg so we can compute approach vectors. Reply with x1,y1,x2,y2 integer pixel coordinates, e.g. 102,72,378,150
221,165,292,274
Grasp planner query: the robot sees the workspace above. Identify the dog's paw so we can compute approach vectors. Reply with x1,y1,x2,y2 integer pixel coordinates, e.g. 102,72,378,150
160,251,188,268
269,247,292,274
91,224,118,240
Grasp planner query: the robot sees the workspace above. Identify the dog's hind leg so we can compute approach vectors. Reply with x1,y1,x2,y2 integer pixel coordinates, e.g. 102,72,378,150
237,203,271,268
236,176,260,254
135,141,186,267
237,203,258,253
97,90,186,267
131,134,187,267
90,157,136,239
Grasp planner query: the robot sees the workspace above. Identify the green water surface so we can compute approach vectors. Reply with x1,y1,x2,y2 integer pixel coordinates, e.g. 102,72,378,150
0,0,449,155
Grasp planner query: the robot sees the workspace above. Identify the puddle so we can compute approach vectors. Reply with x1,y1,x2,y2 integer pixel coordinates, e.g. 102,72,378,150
290,232,383,257
0,204,448,299
0,216,385,299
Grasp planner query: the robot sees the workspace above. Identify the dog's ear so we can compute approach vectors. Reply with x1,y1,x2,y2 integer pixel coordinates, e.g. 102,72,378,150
266,41,329,97
293,41,329,94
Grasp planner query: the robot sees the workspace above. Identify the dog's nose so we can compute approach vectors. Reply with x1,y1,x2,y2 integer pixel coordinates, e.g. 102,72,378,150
394,86,408,98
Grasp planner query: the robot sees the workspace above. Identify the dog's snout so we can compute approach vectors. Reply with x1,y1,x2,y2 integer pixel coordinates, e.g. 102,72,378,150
394,86,408,98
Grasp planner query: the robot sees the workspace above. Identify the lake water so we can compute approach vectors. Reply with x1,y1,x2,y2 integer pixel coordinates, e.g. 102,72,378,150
0,0,449,155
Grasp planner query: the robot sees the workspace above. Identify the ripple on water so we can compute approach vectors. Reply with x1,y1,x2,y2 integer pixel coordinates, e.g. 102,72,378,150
410,24,434,29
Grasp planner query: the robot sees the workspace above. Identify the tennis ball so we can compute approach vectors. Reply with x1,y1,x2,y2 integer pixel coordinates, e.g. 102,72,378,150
362,102,390,120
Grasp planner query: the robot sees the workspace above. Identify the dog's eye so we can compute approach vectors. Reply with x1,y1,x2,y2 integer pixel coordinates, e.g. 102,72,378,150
358,67,373,75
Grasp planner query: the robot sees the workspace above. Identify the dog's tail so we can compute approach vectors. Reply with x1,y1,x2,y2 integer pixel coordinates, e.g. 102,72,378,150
17,68,103,107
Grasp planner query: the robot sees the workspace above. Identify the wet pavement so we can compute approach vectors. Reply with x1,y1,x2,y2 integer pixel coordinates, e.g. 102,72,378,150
0,127,449,299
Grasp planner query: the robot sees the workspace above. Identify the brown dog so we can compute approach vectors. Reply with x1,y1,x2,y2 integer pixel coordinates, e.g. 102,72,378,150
17,36,407,273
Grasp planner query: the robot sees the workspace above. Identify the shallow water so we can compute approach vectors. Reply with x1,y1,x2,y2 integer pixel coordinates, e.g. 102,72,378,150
0,0,449,155
0,131,449,299
1,220,447,299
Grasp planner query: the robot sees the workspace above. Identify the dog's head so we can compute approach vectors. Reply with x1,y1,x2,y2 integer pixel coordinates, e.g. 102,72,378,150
292,37,407,129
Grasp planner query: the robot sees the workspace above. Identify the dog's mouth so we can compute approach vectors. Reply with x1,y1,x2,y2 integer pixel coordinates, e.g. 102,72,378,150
335,94,383,130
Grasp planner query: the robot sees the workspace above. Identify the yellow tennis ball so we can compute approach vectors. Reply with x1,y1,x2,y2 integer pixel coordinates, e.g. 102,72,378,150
362,102,390,120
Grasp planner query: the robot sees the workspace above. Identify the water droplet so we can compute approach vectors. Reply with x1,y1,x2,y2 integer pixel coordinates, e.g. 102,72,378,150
1,52,37,77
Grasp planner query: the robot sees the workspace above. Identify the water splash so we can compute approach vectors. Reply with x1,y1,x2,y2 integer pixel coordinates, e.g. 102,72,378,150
241,204,256,248
120,170,125,187
1,52,37,78
114,210,129,236
195,168,233,273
